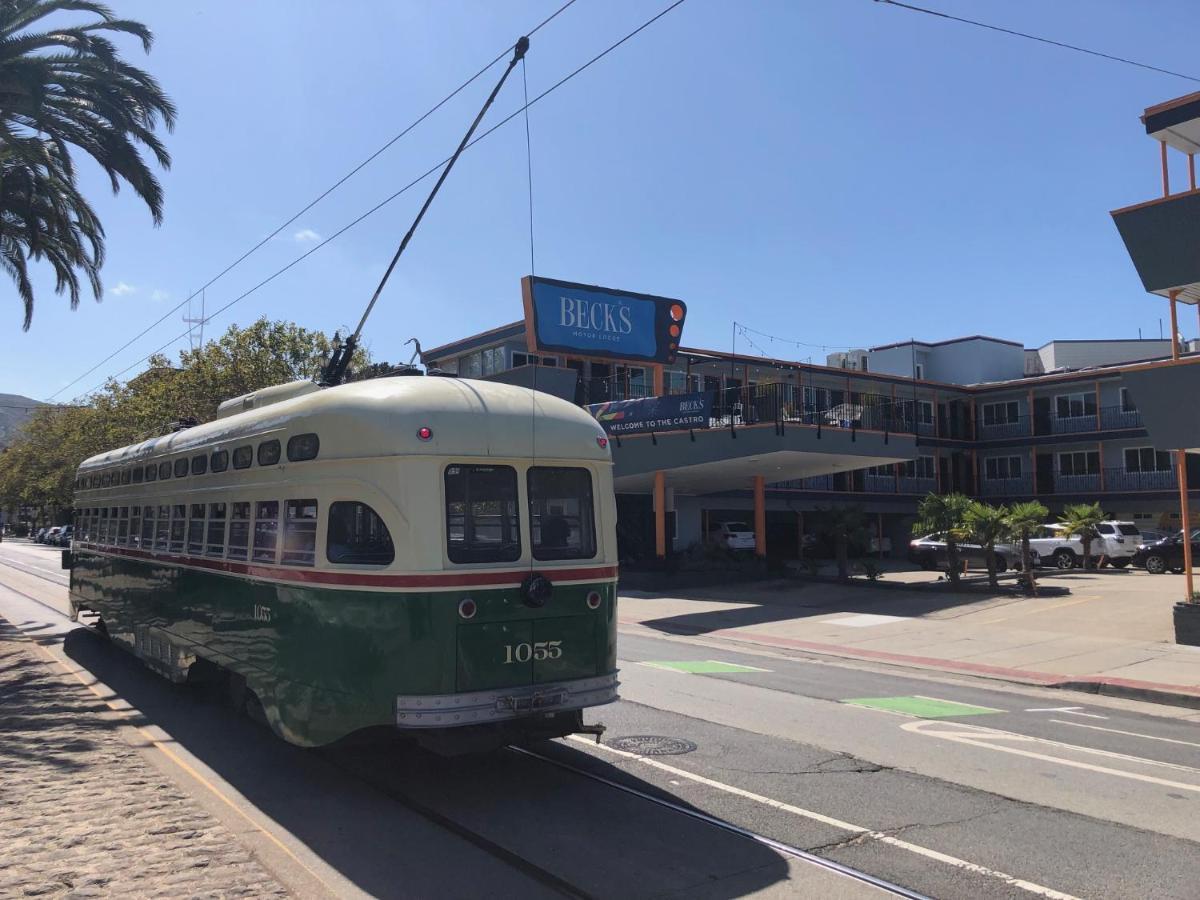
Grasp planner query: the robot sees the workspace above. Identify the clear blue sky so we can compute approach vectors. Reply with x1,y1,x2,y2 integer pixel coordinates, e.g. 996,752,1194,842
6,0,1200,401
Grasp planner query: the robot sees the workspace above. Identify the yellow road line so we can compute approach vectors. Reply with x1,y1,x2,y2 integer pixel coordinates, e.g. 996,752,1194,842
973,594,1102,625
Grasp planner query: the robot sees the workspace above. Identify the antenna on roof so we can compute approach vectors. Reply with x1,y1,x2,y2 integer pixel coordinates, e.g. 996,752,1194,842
320,36,530,388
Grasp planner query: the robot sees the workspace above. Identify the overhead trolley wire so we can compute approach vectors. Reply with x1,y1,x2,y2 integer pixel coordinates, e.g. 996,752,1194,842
72,0,691,400
50,0,581,402
874,0,1200,84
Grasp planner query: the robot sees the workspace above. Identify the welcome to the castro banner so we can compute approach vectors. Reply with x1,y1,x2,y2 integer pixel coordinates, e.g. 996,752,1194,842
588,392,714,436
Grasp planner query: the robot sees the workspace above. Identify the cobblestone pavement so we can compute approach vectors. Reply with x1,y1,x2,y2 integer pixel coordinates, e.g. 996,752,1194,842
0,624,289,898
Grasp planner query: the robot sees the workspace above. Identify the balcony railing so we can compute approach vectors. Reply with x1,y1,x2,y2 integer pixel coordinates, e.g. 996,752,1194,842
972,405,1145,440
1054,472,1101,493
977,420,1027,440
1103,467,1176,491
897,476,936,494
980,475,1032,497
863,473,897,493
1100,407,1142,430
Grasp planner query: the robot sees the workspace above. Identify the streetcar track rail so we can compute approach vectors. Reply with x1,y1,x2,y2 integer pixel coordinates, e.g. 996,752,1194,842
510,745,929,899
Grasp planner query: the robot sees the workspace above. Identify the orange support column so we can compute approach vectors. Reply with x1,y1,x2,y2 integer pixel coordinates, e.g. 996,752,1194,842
654,471,667,559
753,475,766,558
1179,453,1194,601
653,365,665,397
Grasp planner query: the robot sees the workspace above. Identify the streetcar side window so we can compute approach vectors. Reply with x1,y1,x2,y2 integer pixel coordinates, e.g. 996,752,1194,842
169,504,186,552
206,503,227,557
191,454,208,476
187,504,206,555
327,501,394,565
117,506,130,546
145,463,157,482
528,467,597,561
99,507,110,544
287,433,319,462
444,465,521,564
211,449,229,473
141,505,155,548
253,501,280,563
154,504,170,550
258,439,281,467
174,458,189,479
158,461,171,481
121,468,132,485
282,499,318,566
132,465,144,484
228,502,251,560
130,506,141,548
232,446,252,470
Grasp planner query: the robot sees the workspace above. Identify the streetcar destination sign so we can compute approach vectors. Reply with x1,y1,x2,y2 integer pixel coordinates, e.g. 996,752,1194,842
521,275,687,364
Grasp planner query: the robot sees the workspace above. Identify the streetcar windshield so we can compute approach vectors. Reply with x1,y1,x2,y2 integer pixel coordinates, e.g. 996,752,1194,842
445,465,521,563
528,467,596,561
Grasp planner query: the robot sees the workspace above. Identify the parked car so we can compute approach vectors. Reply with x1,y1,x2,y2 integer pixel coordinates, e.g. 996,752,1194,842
1136,528,1170,545
908,534,1021,573
55,525,74,547
43,526,62,545
1028,524,1089,570
1132,529,1200,574
709,521,756,552
1093,521,1142,568
34,527,49,543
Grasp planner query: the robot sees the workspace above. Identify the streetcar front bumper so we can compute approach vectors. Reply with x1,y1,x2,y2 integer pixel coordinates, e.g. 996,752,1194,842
394,672,619,728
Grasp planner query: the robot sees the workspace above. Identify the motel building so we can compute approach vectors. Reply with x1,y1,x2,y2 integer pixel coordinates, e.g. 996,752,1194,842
418,278,1200,566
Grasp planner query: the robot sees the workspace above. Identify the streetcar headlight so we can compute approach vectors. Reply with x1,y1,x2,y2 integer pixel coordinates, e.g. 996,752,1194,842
596,437,608,450
586,590,602,610
458,597,477,619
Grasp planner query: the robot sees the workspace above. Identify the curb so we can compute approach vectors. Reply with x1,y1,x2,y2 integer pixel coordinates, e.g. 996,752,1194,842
620,618,1200,711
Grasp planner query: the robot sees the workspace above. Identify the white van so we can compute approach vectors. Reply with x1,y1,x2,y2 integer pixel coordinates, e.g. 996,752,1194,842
1029,521,1141,569
710,521,756,552
1095,521,1141,567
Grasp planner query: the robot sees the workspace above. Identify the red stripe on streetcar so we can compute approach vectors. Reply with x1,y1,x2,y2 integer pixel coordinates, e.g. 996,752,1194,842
73,542,616,589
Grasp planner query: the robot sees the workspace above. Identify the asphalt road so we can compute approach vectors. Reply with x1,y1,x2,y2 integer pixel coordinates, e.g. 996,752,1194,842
3,538,1199,899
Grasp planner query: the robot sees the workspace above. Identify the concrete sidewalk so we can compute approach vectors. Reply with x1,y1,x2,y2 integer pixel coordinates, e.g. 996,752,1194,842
617,571,1200,709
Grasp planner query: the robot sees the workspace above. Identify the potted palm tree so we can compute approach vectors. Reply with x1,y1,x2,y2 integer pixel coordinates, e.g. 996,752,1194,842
1006,500,1049,594
1058,502,1106,570
913,493,972,586
964,501,1009,589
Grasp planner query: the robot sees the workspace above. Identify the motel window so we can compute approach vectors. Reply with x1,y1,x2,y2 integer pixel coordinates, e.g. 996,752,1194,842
1120,388,1137,413
901,456,936,479
187,504,206,554
282,499,319,566
914,363,925,380
1059,451,1100,476
158,461,172,481
206,503,227,557
211,449,229,473
982,401,1019,427
174,458,189,479
327,502,394,565
129,506,141,548
511,352,556,369
444,464,521,564
1124,447,1173,473
866,464,895,478
459,352,482,378
985,456,1023,480
257,439,281,467
528,467,596,561
141,506,155,548
132,466,144,484
286,433,319,462
227,502,251,560
917,401,934,426
191,454,208,476
1055,393,1096,420
154,505,170,550
232,446,253,469
117,507,130,546
145,463,157,482
252,500,280,563
169,504,186,552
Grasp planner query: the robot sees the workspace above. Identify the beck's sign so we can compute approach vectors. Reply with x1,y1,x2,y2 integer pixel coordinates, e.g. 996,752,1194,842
522,276,687,364
588,392,713,436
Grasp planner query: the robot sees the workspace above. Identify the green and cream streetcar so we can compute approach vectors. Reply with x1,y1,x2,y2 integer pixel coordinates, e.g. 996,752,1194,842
67,375,619,749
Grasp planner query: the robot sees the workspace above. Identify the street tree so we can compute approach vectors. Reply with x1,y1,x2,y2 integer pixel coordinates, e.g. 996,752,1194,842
0,0,175,329
1005,500,1049,594
1058,501,1106,570
913,492,972,586
964,501,1009,589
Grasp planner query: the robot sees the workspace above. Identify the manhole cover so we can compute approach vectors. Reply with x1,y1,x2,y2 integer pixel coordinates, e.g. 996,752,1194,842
608,735,697,756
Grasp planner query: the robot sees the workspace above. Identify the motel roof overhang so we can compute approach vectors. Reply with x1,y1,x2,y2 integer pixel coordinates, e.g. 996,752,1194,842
610,421,917,494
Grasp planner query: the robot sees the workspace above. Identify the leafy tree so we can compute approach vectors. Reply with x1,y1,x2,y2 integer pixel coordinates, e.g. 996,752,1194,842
964,501,1009,589
1058,501,1105,570
821,504,867,581
1005,500,1049,594
0,0,175,329
913,492,972,585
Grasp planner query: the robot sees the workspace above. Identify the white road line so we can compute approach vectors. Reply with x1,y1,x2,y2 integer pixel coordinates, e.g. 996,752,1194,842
0,555,69,578
911,694,1005,712
566,736,1080,900
1025,707,1084,713
1049,719,1200,750
1056,710,1108,720
902,720,1200,792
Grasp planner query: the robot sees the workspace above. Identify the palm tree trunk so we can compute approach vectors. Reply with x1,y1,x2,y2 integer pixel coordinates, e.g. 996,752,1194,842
1021,537,1035,594
985,547,998,588
946,540,960,585
1082,537,1092,571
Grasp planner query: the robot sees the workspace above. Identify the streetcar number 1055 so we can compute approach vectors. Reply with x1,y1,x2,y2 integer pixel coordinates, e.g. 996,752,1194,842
504,640,562,663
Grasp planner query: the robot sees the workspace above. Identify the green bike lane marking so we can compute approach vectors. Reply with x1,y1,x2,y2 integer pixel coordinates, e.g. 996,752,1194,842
641,660,772,674
843,695,1004,718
